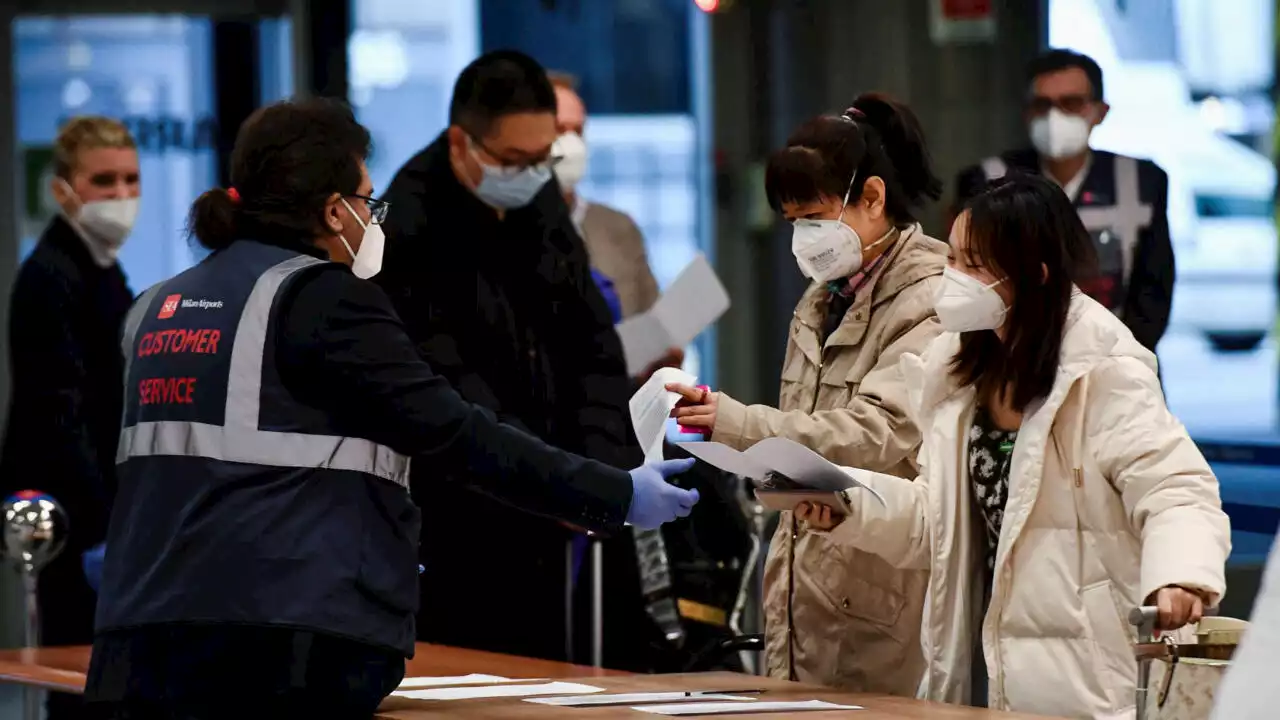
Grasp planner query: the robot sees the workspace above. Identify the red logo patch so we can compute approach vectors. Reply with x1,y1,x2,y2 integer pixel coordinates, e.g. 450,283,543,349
158,294,181,320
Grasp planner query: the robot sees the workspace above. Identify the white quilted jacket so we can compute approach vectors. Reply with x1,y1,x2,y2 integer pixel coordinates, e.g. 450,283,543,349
820,292,1231,719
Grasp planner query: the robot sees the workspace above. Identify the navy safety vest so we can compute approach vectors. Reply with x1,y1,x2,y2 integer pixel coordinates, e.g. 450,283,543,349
981,154,1151,315
97,240,420,656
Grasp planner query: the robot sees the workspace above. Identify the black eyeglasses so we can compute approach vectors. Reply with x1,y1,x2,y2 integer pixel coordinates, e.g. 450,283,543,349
1027,93,1093,117
469,135,561,172
349,194,390,224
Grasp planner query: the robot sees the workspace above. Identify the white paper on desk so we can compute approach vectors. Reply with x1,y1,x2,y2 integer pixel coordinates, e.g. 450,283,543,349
630,366,696,463
397,674,513,688
392,680,604,701
633,699,864,715
527,692,754,707
616,253,730,375
675,436,885,506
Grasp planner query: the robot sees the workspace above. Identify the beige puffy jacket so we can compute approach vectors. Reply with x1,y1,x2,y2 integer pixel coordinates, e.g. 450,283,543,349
820,292,1231,719
713,224,947,694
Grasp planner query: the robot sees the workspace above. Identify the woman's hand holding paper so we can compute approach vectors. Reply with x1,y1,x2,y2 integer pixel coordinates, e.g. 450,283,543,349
667,382,718,433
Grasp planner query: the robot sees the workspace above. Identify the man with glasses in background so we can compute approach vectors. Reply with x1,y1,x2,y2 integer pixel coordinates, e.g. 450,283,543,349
377,50,648,665
953,48,1174,352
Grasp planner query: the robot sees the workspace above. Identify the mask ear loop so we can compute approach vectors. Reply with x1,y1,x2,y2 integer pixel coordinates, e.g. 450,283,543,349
835,111,864,218
336,197,367,262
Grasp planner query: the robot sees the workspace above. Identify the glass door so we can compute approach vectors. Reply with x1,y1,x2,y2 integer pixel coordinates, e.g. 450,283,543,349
13,12,295,294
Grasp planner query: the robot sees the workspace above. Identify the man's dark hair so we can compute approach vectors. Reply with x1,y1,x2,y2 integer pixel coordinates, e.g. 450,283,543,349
448,50,557,138
1027,48,1105,101
764,92,943,225
950,173,1099,412
188,97,371,252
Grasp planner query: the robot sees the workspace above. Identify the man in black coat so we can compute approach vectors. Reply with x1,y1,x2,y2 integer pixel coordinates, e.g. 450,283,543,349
0,116,138,719
954,49,1174,351
377,50,650,665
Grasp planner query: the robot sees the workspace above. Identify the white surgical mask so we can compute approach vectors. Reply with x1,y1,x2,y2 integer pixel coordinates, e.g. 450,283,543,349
59,178,138,252
1029,108,1092,160
552,132,588,190
933,267,1008,333
338,198,385,280
469,140,552,209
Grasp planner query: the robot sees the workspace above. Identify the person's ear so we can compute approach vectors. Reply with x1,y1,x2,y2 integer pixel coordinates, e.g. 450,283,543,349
446,126,469,162
50,175,75,211
860,176,887,220
1041,262,1050,284
1093,102,1109,126
323,192,345,235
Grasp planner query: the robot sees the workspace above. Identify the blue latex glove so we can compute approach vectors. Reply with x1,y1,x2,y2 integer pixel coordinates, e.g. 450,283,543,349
590,268,624,324
626,458,699,529
82,543,106,592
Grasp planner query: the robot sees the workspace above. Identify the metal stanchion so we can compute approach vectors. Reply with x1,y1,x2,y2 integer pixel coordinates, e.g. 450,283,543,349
590,538,604,668
564,539,575,663
3,491,68,720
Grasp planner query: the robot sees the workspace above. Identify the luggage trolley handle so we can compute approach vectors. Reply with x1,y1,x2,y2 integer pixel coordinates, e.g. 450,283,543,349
1131,606,1161,719
1130,604,1218,717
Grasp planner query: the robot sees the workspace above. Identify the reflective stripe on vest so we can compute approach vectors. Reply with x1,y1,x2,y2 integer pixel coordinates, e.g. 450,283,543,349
117,254,412,488
1076,155,1151,283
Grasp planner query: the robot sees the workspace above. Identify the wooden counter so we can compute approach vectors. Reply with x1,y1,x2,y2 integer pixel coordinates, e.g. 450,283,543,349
0,646,1056,719
0,643,623,695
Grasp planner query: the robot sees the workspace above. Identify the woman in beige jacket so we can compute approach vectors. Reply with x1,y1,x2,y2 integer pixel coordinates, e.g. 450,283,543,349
801,174,1230,719
667,94,948,694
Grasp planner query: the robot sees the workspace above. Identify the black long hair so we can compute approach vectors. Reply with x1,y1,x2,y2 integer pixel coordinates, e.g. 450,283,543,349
949,173,1098,411
763,92,943,223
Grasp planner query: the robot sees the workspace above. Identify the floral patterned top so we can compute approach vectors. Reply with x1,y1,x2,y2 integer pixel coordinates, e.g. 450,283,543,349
968,406,1018,586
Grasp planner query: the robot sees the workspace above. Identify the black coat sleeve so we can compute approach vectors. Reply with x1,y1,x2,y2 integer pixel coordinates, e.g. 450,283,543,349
11,267,110,511
1123,164,1175,350
275,266,633,533
375,163,536,436
543,203,643,471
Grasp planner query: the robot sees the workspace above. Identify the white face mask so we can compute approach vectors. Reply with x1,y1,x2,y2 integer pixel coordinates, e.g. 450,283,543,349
791,171,882,282
791,219,863,282
552,132,588,190
338,198,385,280
60,178,139,249
1029,108,1092,160
933,267,1008,333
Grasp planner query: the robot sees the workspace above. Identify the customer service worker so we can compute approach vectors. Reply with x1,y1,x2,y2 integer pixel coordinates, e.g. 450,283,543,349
84,98,698,720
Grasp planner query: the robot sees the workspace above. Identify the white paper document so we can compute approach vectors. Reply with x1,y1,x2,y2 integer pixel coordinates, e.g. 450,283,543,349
630,366,697,463
633,699,864,715
675,437,885,511
527,692,754,707
401,671,517,686
617,253,731,375
392,681,604,701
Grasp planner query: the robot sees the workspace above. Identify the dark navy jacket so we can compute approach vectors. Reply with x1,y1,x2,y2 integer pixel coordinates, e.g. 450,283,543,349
955,148,1174,351
97,239,635,659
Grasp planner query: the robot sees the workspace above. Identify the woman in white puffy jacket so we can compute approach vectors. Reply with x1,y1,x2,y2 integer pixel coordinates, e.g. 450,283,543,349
799,174,1231,720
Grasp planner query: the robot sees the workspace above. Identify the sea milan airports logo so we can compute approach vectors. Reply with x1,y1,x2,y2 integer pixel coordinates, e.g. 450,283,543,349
158,294,182,320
